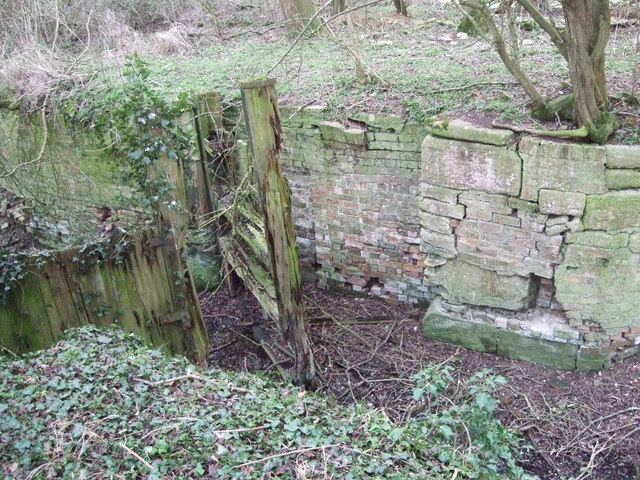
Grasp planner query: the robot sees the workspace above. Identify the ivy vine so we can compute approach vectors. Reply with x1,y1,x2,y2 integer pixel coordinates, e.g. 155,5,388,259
0,250,52,306
110,54,194,210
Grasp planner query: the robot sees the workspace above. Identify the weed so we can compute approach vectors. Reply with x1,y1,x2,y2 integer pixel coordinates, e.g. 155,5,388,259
413,365,526,479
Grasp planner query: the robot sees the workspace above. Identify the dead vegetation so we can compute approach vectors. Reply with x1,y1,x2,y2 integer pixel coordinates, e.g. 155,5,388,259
201,283,640,480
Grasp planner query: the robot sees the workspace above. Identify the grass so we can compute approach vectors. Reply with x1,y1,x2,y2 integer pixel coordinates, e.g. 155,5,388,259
0,326,528,479
1,0,637,144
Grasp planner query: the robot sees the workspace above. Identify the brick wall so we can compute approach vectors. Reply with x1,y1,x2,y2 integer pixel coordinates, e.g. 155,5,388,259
241,108,640,370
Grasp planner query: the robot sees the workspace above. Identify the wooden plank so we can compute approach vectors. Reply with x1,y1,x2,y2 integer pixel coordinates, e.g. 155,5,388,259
240,77,315,387
191,91,222,217
9,273,55,352
38,260,84,331
220,236,278,320
0,226,208,366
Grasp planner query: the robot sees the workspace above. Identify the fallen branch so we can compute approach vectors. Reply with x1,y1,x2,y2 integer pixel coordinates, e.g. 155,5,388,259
119,442,155,471
425,81,518,95
306,296,373,349
233,443,342,468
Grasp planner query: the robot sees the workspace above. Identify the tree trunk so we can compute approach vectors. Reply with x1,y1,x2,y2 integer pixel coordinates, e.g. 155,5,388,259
239,77,316,389
279,0,323,33
393,0,408,15
332,0,346,14
562,0,617,143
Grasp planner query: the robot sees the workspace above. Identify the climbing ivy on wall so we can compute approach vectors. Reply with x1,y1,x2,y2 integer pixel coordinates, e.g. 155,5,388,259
109,54,194,209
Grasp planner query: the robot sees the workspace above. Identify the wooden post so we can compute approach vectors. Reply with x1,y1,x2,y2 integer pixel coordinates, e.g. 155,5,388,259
192,91,223,218
239,77,315,388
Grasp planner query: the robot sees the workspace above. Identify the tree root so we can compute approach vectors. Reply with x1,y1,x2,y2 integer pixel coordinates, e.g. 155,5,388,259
492,121,589,139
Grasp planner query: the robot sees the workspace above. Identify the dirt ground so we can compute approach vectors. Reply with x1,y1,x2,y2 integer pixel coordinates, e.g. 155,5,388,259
201,283,640,480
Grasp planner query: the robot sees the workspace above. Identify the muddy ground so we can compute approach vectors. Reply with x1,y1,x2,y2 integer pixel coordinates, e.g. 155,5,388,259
201,284,640,480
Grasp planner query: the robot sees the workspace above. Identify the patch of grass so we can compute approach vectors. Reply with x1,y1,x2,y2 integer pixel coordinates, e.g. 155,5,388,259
613,123,640,145
0,326,528,479
477,95,528,122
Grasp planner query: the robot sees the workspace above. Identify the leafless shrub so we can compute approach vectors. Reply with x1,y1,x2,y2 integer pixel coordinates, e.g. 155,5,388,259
0,47,64,108
151,24,195,55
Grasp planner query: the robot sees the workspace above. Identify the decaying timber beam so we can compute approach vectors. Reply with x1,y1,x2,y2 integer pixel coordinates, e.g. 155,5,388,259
239,77,316,389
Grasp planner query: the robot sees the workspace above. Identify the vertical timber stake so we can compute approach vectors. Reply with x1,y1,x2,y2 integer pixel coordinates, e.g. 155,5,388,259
239,77,316,388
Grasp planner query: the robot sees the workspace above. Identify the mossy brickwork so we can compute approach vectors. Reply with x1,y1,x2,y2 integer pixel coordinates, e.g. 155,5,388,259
4,99,638,371
0,110,135,246
233,109,640,370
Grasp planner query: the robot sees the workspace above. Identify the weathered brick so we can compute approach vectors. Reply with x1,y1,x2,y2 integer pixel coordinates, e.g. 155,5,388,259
418,197,465,219
492,213,521,227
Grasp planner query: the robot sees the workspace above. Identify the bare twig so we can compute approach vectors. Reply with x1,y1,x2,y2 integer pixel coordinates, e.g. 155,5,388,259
233,444,342,468
118,442,155,471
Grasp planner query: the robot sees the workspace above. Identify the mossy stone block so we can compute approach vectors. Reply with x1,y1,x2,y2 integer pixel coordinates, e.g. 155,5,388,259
282,105,327,127
426,260,537,310
319,121,366,146
630,232,640,253
583,191,640,230
348,112,406,132
425,119,515,146
497,330,578,370
556,244,640,333
422,298,497,353
508,197,539,213
565,231,629,249
520,137,607,201
185,251,221,291
576,346,613,371
421,136,521,195
606,144,640,169
605,169,640,190
538,189,586,216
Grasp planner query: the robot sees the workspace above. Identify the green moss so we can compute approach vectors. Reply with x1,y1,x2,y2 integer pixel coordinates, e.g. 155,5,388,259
588,111,619,145
457,9,488,36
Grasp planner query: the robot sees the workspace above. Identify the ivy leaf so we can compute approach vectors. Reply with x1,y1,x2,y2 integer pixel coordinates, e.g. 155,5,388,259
438,425,454,440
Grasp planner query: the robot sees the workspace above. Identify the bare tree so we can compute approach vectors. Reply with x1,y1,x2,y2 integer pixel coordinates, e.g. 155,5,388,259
279,0,323,33
459,0,618,143
332,0,346,14
393,0,409,15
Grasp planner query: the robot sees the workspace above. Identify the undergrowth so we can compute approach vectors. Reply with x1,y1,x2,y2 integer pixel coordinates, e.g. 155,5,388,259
0,326,529,479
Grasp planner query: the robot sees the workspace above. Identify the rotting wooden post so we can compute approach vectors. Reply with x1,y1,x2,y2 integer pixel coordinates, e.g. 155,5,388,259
239,77,316,389
192,91,223,217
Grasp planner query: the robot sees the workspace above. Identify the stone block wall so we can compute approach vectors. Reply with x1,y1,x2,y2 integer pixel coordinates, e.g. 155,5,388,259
419,127,639,370
257,108,640,370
